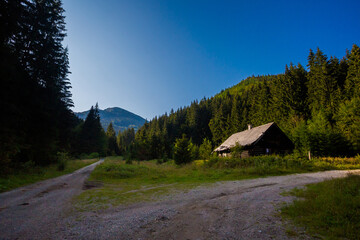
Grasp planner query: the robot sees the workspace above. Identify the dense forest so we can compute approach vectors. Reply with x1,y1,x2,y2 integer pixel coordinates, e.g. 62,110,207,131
0,1,113,171
131,45,360,160
0,0,76,167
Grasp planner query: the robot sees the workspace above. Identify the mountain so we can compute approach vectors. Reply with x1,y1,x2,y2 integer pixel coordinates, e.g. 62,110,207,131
75,107,146,133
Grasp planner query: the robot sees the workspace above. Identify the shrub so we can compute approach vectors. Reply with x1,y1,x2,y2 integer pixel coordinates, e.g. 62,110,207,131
199,138,212,160
88,152,100,159
79,152,99,160
56,152,70,171
173,134,193,165
231,143,243,158
125,157,133,165
162,153,168,163
22,160,36,169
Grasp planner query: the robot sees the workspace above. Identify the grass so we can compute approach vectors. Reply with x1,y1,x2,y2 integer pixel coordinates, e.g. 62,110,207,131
75,157,253,210
0,158,99,192
75,155,360,211
281,174,360,239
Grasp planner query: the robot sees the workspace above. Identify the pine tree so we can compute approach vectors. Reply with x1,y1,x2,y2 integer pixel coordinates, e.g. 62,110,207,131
344,44,360,98
106,122,116,137
173,134,192,165
230,96,242,133
106,122,119,155
209,104,228,146
336,97,360,152
0,0,74,165
117,128,136,157
78,104,107,155
307,48,341,120
199,138,213,159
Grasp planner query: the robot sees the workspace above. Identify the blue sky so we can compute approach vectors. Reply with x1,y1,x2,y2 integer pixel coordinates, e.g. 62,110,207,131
63,0,360,120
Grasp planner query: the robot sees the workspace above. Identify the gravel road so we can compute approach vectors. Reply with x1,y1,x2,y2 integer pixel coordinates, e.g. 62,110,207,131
0,159,103,240
1,167,359,240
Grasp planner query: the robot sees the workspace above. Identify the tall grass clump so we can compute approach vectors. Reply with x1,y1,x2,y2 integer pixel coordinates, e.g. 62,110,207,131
56,152,70,171
204,155,312,175
0,159,98,192
204,154,360,175
282,174,360,239
91,161,150,180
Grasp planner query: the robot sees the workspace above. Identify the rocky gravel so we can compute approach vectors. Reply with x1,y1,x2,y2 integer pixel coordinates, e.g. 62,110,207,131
1,165,359,240
0,159,103,240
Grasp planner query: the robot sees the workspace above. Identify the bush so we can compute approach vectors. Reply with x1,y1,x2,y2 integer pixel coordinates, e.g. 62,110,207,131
88,152,100,159
93,161,149,179
205,155,306,170
173,134,193,165
199,138,212,160
56,152,70,171
125,157,133,165
162,153,168,163
231,143,243,158
22,160,36,169
79,152,99,160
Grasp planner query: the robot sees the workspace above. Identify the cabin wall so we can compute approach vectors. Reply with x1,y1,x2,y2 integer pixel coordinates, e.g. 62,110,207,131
241,150,250,158
254,125,294,154
217,149,250,158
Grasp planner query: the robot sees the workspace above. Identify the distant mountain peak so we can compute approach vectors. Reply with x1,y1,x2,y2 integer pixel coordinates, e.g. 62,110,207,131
75,107,146,133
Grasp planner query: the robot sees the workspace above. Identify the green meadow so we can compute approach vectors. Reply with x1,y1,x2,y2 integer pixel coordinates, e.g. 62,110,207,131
75,155,360,210
282,174,360,239
0,159,98,193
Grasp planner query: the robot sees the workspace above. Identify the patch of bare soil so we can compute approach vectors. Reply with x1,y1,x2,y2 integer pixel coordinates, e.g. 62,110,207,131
82,180,103,190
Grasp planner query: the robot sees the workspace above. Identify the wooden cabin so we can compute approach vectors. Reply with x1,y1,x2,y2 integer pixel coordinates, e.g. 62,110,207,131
214,122,294,157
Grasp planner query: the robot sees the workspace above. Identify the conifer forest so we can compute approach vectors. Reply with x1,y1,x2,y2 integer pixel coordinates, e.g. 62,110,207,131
134,45,360,161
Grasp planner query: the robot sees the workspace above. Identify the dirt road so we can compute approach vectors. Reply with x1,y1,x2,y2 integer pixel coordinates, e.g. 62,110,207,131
1,168,359,240
0,159,103,239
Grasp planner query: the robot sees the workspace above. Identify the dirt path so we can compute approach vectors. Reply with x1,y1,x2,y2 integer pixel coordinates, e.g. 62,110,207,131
0,159,103,240
1,168,359,240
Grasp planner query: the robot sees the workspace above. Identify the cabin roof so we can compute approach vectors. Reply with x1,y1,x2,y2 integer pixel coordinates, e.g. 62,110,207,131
214,122,275,152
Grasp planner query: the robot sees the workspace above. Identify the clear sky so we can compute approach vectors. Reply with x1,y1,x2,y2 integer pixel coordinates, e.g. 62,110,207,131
62,0,360,120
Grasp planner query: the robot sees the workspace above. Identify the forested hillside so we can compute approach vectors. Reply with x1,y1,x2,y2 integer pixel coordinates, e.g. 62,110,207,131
133,46,360,160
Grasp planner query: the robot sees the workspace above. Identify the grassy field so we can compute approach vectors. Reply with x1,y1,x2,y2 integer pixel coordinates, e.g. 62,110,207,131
75,155,360,210
281,174,360,239
0,159,99,193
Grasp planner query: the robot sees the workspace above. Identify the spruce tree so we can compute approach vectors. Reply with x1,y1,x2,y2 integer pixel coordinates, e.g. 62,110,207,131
209,104,228,146
336,97,360,152
106,122,119,155
344,44,360,98
0,0,74,165
230,96,242,133
78,104,107,156
174,134,192,165
307,48,341,120
275,63,308,119
199,138,213,159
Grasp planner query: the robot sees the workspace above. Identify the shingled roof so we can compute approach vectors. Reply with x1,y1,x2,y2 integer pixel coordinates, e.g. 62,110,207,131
214,122,275,152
